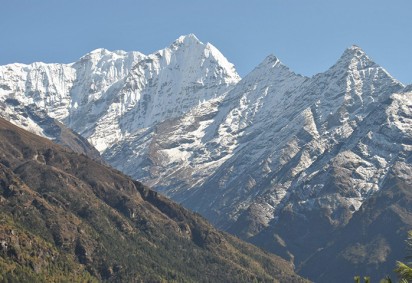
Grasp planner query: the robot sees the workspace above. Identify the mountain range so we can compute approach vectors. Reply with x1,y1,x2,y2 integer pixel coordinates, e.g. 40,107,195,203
1,34,411,281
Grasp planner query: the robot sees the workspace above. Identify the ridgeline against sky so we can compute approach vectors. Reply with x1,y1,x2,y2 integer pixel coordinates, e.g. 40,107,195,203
1,0,411,84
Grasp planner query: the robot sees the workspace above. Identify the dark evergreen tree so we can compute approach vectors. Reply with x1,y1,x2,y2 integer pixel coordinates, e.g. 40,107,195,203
395,231,412,282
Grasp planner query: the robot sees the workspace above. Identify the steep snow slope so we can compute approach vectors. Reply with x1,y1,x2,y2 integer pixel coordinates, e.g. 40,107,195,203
0,35,240,153
86,34,240,151
103,54,307,201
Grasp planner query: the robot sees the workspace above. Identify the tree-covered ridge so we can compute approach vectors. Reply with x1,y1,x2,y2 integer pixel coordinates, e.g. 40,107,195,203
0,215,97,282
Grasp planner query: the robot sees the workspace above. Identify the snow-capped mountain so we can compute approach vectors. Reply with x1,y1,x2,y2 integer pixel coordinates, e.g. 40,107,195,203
107,45,403,230
0,34,240,152
1,35,411,281
103,44,410,280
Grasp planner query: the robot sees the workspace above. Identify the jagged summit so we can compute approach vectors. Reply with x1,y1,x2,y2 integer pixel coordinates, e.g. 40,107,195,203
341,44,367,58
166,34,204,55
260,54,281,67
331,44,378,72
173,33,201,45
242,54,283,77
78,47,143,61
321,44,404,89
79,34,206,65
343,45,368,61
163,34,239,82
346,44,363,52
239,53,306,85
87,48,133,56
157,34,215,59
88,47,111,54
79,48,114,60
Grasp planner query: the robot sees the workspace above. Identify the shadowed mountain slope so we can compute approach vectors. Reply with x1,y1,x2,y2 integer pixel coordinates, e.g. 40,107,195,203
0,99,102,162
297,160,412,282
0,118,307,282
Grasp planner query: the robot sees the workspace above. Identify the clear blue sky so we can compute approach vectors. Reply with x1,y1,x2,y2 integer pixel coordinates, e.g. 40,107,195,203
1,0,411,84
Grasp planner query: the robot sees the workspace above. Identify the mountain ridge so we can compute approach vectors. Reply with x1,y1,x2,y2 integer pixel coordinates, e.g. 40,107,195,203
0,35,410,282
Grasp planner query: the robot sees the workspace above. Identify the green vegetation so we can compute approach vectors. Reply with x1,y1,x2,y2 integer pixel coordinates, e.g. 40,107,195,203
353,230,412,283
0,215,97,282
395,231,412,282
354,276,370,283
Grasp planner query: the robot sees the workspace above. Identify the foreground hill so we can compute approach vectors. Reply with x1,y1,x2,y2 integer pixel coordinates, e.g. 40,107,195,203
0,118,306,282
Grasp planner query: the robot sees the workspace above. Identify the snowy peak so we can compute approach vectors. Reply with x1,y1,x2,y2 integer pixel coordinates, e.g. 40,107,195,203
329,45,378,74
344,44,365,54
80,47,142,58
307,44,404,133
340,45,369,62
260,54,281,67
74,35,241,151
0,34,241,152
81,48,112,58
172,33,202,47
238,53,305,88
252,54,298,77
152,34,240,84
311,44,403,116
75,47,144,72
203,42,240,83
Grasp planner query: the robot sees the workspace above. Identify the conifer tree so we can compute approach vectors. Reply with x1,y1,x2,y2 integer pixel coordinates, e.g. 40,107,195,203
395,231,412,282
